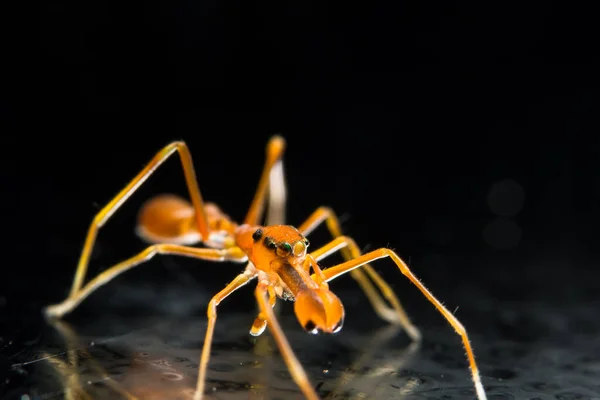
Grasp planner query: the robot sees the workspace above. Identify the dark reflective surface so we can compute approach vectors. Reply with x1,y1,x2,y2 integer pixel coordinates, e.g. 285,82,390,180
3,1,600,399
2,280,600,400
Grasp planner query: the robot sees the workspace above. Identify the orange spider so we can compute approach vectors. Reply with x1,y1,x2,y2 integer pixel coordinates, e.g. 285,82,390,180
44,136,488,400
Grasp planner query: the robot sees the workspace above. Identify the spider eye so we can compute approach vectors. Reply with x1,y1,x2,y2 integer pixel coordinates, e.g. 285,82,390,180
292,241,306,256
264,237,277,250
252,229,263,242
276,242,292,257
304,238,310,247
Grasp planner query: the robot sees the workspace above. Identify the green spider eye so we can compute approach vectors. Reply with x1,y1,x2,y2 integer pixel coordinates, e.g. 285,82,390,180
276,242,292,257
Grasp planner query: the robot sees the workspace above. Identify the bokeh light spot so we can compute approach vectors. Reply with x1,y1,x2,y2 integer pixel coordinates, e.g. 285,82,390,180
487,179,525,216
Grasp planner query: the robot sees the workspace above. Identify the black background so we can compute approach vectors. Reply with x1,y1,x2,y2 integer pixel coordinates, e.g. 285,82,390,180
1,1,600,397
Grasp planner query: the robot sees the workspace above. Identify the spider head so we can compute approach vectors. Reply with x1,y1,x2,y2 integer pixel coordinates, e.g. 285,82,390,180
235,224,310,268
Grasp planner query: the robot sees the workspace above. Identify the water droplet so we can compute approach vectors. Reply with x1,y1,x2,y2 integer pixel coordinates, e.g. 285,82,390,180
162,372,183,381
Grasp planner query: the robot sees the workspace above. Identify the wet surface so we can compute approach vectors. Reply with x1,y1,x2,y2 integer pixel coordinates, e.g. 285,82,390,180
2,283,600,400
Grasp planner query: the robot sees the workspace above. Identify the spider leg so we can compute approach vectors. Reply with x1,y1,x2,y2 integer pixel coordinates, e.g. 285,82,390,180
255,282,319,400
59,141,212,302
317,248,488,400
138,135,287,246
249,285,277,336
299,207,421,341
264,139,287,226
45,245,247,318
194,271,255,400
244,135,287,226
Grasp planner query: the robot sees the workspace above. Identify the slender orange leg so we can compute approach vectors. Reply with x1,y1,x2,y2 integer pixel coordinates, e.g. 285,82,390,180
45,244,248,318
244,135,287,226
255,283,319,400
306,255,328,285
249,285,277,336
195,271,254,400
308,236,420,340
59,141,210,302
137,136,288,246
298,207,421,340
316,248,487,400
264,152,287,226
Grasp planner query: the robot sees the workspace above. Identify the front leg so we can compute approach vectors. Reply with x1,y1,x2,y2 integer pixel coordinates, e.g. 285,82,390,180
50,141,212,309
255,282,319,400
298,207,421,341
318,247,487,400
249,285,277,336
195,271,254,400
45,245,247,319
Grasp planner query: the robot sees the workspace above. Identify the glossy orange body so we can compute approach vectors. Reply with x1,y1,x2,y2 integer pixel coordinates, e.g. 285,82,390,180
137,194,237,247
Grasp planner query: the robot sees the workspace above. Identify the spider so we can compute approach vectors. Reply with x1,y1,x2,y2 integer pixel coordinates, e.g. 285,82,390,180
44,136,488,400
